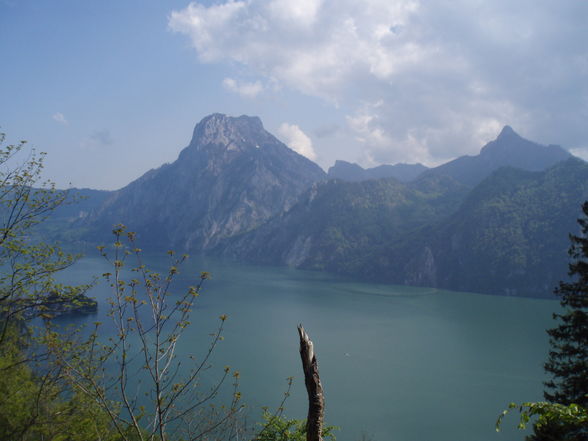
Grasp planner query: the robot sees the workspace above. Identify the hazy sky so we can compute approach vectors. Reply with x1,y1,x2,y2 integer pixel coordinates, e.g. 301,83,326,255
1,0,587,190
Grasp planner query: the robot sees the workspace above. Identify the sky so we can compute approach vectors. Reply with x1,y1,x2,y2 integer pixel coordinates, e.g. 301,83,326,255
1,0,587,190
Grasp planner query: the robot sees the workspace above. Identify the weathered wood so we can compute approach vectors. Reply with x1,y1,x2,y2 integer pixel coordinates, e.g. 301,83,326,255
298,324,325,441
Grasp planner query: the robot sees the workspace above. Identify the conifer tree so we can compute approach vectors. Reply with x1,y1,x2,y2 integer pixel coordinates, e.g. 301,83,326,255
544,201,588,406
526,201,588,440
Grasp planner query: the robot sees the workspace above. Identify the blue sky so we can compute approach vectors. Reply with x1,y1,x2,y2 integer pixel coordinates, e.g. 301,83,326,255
1,0,587,189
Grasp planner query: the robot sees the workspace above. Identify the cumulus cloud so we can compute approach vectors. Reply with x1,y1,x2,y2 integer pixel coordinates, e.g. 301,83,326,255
170,0,588,164
222,77,263,98
277,123,317,160
52,112,68,125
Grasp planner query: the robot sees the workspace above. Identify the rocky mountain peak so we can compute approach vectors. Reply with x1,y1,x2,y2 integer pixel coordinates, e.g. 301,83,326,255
481,125,569,161
496,125,517,140
85,113,326,251
189,113,266,153
420,125,572,187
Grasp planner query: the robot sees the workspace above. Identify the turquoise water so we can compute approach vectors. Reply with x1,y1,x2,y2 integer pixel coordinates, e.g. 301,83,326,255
57,255,557,441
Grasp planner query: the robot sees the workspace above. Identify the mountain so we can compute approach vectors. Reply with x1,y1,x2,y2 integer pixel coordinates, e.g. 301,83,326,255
327,160,428,182
218,157,588,297
215,173,468,271
32,188,112,244
51,116,583,297
373,158,588,297
80,113,326,250
214,127,583,297
421,126,571,186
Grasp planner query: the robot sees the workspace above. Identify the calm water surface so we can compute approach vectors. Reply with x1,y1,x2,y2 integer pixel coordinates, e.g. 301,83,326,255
58,255,557,441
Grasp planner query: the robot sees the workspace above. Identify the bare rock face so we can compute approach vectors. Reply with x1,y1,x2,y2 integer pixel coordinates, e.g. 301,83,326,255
86,114,326,250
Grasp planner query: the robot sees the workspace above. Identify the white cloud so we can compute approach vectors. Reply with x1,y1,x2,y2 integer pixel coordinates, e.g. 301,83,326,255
170,0,421,101
170,0,588,165
222,77,263,98
570,147,588,162
277,123,317,160
267,0,323,27
346,100,432,166
52,112,68,125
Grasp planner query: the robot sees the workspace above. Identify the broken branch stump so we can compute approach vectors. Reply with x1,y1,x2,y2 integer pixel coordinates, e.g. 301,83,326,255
298,324,325,441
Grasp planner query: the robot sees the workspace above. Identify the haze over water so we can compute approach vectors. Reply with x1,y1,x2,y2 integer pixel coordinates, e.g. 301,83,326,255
60,255,556,441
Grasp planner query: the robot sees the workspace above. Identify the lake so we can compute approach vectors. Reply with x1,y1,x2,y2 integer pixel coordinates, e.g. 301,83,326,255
57,254,558,441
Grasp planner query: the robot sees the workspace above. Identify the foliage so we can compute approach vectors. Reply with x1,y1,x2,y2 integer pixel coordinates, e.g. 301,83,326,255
0,132,324,441
0,132,92,339
0,132,109,438
255,409,337,441
497,201,588,440
48,225,245,441
544,202,588,406
496,401,587,441
0,324,121,441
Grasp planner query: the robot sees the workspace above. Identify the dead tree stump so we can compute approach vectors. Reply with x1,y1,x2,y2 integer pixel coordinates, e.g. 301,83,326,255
298,324,325,441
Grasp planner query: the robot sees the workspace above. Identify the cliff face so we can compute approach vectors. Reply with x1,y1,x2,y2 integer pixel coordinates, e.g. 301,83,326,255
85,114,326,250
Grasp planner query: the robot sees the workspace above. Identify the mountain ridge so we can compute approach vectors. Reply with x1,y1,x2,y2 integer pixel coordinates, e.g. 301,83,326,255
327,160,428,183
50,115,584,297
420,125,571,186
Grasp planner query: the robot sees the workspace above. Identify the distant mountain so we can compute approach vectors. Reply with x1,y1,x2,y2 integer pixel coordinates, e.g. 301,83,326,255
421,126,571,186
48,116,584,297
36,188,112,243
218,158,588,297
373,158,588,297
327,160,428,183
80,114,326,250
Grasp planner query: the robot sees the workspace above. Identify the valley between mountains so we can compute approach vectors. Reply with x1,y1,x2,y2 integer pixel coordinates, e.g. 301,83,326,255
51,113,588,298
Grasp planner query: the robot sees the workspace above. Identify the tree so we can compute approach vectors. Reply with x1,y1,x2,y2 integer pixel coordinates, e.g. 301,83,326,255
256,410,336,441
0,132,331,441
531,201,588,440
48,225,245,441
0,133,115,439
0,132,91,341
499,202,588,440
544,201,588,406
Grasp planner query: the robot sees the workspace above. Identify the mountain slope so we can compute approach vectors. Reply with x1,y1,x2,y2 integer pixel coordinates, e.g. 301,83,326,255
216,173,468,272
83,114,326,249
365,158,588,296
